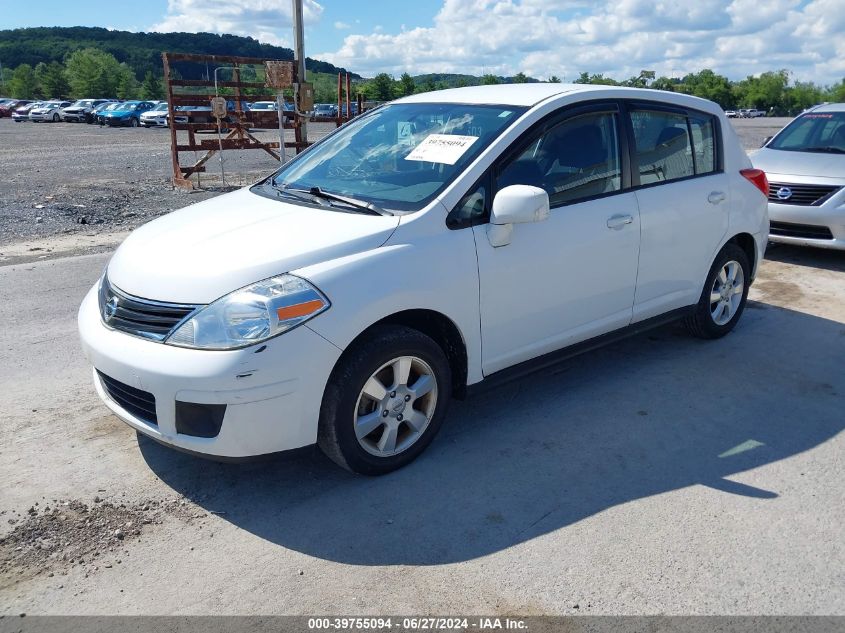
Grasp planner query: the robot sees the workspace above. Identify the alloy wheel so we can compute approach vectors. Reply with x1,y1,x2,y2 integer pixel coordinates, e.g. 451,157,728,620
354,355,438,457
709,260,744,325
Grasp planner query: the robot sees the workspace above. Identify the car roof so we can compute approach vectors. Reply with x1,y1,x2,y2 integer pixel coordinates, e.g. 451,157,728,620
810,102,845,113
394,83,722,113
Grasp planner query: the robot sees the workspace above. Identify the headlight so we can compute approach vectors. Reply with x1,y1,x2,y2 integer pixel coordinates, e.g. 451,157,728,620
166,274,329,350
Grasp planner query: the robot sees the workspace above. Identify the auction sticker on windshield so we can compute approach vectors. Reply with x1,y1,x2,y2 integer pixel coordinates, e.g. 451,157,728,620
405,134,478,165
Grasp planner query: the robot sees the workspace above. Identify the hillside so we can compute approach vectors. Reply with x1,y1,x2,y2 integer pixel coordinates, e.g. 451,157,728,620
0,26,358,80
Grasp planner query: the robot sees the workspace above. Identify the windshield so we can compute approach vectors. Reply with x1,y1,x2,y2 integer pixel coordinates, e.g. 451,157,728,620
270,102,525,212
768,111,845,153
151,103,168,111
251,102,274,110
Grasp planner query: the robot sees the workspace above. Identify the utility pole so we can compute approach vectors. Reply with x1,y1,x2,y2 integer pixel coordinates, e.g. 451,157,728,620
292,0,307,145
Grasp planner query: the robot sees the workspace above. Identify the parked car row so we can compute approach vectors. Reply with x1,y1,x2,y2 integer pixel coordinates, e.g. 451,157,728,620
726,108,766,118
0,98,35,117
4,97,350,129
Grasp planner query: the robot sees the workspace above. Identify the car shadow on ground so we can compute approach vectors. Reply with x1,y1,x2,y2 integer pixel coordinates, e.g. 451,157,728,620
765,242,845,273
139,301,845,566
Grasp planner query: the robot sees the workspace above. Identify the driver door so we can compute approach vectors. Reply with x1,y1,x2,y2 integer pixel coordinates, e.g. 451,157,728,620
469,104,641,375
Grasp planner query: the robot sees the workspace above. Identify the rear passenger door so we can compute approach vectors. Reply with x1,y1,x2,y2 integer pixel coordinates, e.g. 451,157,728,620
626,104,730,322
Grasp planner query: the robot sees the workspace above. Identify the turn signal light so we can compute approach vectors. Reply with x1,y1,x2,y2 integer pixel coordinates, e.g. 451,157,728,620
740,168,769,198
276,299,326,322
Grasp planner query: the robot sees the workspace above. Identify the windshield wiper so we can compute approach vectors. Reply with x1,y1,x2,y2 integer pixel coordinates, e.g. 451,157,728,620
803,146,845,154
278,185,391,216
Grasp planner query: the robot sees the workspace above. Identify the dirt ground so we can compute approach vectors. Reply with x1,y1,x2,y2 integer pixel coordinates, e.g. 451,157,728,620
1,115,843,616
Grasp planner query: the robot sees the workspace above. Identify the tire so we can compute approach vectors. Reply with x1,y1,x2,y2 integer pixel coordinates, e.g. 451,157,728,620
52,113,60,122
684,242,751,339
130,117,139,128
318,325,452,475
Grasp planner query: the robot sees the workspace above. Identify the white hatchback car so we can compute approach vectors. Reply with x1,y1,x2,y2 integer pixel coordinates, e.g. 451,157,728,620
79,84,769,474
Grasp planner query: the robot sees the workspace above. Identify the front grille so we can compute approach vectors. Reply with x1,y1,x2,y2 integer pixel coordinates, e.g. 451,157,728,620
99,275,201,342
768,182,841,206
770,221,834,240
97,371,158,425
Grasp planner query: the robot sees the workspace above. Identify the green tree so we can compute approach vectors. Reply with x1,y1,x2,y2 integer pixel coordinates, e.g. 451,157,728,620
512,71,528,83
35,61,69,98
735,69,789,111
829,79,845,103
481,74,499,85
677,69,733,108
547,75,561,83
649,76,677,92
367,72,395,100
9,63,40,99
65,48,125,97
399,72,415,96
573,72,618,86
140,71,164,100
116,64,140,99
785,81,824,114
418,78,437,93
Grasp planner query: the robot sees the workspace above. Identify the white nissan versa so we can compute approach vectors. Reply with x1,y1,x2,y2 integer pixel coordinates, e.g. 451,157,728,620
79,84,769,474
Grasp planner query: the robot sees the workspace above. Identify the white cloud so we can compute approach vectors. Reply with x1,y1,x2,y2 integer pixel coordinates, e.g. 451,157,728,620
334,21,351,30
315,0,845,84
151,0,324,47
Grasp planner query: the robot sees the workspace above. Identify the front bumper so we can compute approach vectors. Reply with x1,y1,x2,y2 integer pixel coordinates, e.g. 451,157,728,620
78,285,342,457
767,192,845,251
62,111,86,121
28,113,53,121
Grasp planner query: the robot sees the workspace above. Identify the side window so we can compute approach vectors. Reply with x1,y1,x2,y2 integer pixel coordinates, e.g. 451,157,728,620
631,110,694,184
497,111,622,207
689,114,716,174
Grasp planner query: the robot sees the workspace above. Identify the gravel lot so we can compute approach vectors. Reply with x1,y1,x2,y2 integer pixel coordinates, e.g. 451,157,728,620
1,114,843,616
0,118,337,260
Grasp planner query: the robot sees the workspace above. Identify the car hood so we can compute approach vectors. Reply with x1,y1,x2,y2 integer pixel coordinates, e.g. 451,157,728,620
107,186,400,304
751,147,845,179
103,110,133,116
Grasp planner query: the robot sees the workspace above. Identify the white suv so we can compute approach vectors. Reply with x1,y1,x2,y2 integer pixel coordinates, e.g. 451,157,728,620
79,84,769,474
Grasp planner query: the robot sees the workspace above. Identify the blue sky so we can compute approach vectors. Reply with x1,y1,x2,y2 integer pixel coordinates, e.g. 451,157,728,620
2,0,843,84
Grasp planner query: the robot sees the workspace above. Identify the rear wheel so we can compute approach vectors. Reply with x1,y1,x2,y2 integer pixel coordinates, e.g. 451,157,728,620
318,325,452,475
130,117,139,128
685,243,750,339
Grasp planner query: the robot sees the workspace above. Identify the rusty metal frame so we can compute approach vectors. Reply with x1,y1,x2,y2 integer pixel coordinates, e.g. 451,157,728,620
162,52,308,190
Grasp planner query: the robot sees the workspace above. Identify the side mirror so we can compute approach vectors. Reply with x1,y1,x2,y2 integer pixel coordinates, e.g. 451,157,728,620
487,185,550,247
762,136,772,147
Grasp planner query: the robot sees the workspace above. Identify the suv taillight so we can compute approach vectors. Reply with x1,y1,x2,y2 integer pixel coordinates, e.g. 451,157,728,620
740,168,768,197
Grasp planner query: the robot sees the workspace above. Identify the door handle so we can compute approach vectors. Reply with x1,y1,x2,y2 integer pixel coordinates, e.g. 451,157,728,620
606,214,634,230
708,191,726,204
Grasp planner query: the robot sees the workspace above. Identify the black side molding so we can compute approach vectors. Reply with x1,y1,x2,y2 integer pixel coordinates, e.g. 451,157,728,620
466,306,695,397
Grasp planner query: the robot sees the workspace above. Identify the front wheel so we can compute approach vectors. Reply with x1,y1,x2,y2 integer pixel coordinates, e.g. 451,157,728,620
318,325,452,475
52,113,60,122
684,243,751,339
